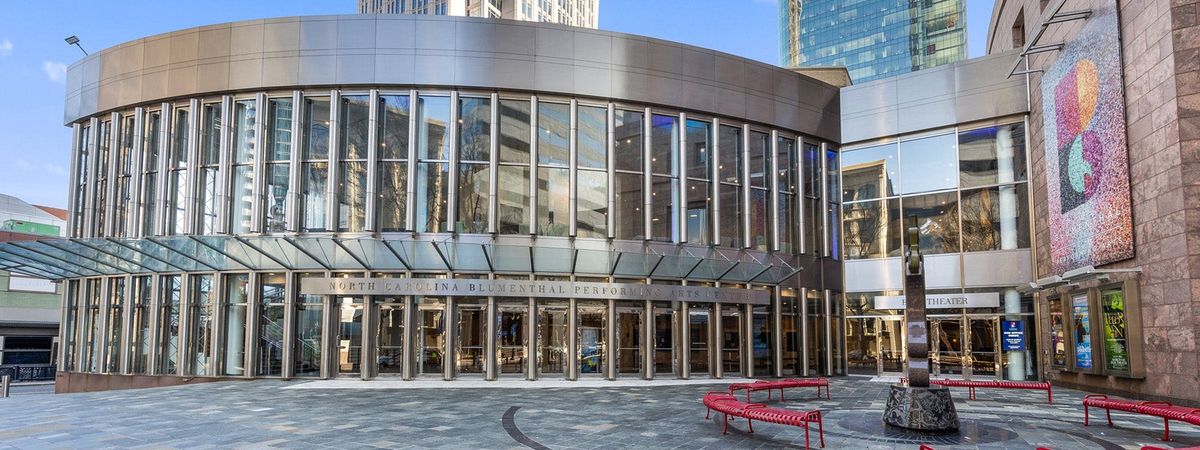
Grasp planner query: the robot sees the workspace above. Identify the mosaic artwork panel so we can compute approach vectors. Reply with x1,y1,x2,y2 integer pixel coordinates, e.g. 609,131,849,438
1040,1,1134,275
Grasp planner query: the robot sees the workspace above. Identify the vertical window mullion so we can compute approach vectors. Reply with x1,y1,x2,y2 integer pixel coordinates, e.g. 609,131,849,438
83,117,99,238
568,99,578,237
797,136,806,255
154,104,171,236
216,96,233,234
711,118,721,245
489,93,500,234
678,112,687,243
448,91,460,233
366,89,380,233
821,142,829,257
251,93,267,233
405,89,418,232
770,130,780,252
741,124,751,249
641,107,651,241
184,99,200,235
287,91,303,233
105,112,121,237
327,90,341,233
128,109,146,238
66,123,81,238
528,95,539,234
606,104,615,238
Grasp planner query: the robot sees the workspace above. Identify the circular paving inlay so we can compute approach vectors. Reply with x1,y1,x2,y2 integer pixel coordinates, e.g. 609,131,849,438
831,411,1019,445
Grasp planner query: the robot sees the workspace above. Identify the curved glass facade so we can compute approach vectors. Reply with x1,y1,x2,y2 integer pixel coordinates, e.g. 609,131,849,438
50,87,845,382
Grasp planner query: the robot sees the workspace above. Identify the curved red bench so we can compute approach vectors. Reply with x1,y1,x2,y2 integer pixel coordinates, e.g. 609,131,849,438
701,392,825,449
728,378,831,402
904,378,1053,404
1083,394,1200,441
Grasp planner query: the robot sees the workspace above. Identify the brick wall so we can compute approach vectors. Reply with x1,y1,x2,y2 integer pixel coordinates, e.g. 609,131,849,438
987,0,1199,404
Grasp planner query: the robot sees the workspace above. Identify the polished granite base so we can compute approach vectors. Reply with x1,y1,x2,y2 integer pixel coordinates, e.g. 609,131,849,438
883,384,961,431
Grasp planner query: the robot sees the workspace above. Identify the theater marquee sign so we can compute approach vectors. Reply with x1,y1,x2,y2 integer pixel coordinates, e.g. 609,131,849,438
301,277,770,305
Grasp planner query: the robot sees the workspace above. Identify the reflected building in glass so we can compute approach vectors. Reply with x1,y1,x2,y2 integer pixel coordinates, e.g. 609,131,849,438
16,15,846,391
779,0,967,82
357,0,600,29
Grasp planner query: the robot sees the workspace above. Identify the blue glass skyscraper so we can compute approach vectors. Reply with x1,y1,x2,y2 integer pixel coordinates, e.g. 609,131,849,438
780,0,967,83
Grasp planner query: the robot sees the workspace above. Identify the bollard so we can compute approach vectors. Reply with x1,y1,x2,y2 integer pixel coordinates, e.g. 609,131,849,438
1,375,9,398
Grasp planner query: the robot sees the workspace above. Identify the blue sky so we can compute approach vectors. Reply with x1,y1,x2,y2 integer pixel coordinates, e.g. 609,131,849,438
0,0,993,209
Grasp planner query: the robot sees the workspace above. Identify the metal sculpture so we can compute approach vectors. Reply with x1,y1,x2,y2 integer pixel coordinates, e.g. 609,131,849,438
904,226,930,388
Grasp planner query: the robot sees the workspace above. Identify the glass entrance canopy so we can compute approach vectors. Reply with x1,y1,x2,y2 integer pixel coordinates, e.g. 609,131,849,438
0,236,800,285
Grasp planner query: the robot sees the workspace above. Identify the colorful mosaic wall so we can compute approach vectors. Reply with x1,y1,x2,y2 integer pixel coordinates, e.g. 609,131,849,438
1040,2,1134,275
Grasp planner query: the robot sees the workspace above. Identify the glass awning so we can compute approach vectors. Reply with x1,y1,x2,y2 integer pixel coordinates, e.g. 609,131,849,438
0,236,801,284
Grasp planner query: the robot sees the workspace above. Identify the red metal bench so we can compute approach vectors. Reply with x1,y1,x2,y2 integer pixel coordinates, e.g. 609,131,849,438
702,392,825,449
728,378,831,403
1083,394,1200,441
901,378,1054,404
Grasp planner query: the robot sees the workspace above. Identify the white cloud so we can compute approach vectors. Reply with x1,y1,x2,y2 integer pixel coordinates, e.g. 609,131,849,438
0,38,12,56
42,61,67,83
44,163,67,177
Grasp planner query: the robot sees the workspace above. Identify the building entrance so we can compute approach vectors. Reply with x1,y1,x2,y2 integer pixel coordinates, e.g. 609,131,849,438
614,303,642,377
496,302,527,377
417,299,446,377
335,297,364,377
844,316,904,376
376,299,405,377
931,317,1000,379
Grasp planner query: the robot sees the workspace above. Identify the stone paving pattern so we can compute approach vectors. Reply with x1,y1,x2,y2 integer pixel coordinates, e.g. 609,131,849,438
0,377,1197,449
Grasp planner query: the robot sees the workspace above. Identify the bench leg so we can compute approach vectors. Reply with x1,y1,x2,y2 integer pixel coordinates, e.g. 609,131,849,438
1047,386,1053,404
780,388,785,402
747,418,754,434
818,414,825,448
970,387,976,400
825,384,830,400
1105,409,1113,427
804,422,810,450
1161,418,1170,442
722,414,729,435
706,407,711,420
1084,404,1090,426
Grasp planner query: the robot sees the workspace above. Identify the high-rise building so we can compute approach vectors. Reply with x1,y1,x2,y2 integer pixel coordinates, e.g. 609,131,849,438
779,0,966,83
358,0,599,28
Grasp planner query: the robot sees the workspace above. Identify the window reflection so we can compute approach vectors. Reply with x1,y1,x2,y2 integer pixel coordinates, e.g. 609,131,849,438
902,191,960,254
577,169,608,238
538,102,570,166
577,105,606,169
378,94,410,232
417,96,450,233
300,97,330,232
264,98,292,233
499,99,531,163
959,123,1027,188
842,198,901,259
841,143,899,202
458,163,490,233
498,165,531,234
537,167,569,236
718,125,742,247
685,119,711,244
650,115,679,242
899,133,957,194
614,110,644,240
961,184,1030,251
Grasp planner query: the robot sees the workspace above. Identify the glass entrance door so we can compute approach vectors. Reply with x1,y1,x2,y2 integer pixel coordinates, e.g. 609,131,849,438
653,303,675,377
932,319,965,377
689,304,711,376
577,302,606,376
336,297,363,377
537,301,568,378
497,303,526,376
969,318,999,378
720,305,742,377
417,300,445,377
845,317,877,375
878,317,905,374
376,299,405,376
457,303,486,377
615,303,642,377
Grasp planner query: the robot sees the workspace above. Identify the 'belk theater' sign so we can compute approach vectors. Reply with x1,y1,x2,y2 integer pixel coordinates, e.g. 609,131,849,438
873,292,1000,310
301,277,771,305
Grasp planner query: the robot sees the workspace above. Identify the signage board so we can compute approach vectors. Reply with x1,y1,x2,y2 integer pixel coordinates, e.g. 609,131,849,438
6,275,57,293
873,292,1000,310
1002,320,1026,351
300,277,771,305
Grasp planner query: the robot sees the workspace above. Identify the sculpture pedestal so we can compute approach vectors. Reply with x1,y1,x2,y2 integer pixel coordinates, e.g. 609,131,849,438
882,385,960,431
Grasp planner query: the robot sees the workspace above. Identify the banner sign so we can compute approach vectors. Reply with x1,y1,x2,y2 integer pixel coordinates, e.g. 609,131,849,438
1002,320,1026,351
300,277,770,305
873,292,1000,310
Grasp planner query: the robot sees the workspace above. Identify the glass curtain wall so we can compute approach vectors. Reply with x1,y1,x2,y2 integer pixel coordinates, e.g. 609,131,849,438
140,111,161,236
650,115,679,242
685,119,711,244
749,131,771,251
577,105,608,238
537,102,570,236
339,95,370,232
264,98,293,233
378,94,409,232
113,116,134,237
72,125,90,237
197,103,222,234
498,99,531,234
416,95,451,233
458,97,492,234
613,109,645,240
230,100,257,234
168,108,190,235
83,279,102,372
300,97,330,232
718,125,742,248
777,137,798,253
94,120,110,237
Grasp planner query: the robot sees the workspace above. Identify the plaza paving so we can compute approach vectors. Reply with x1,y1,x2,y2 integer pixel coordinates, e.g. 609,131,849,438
0,376,1197,449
